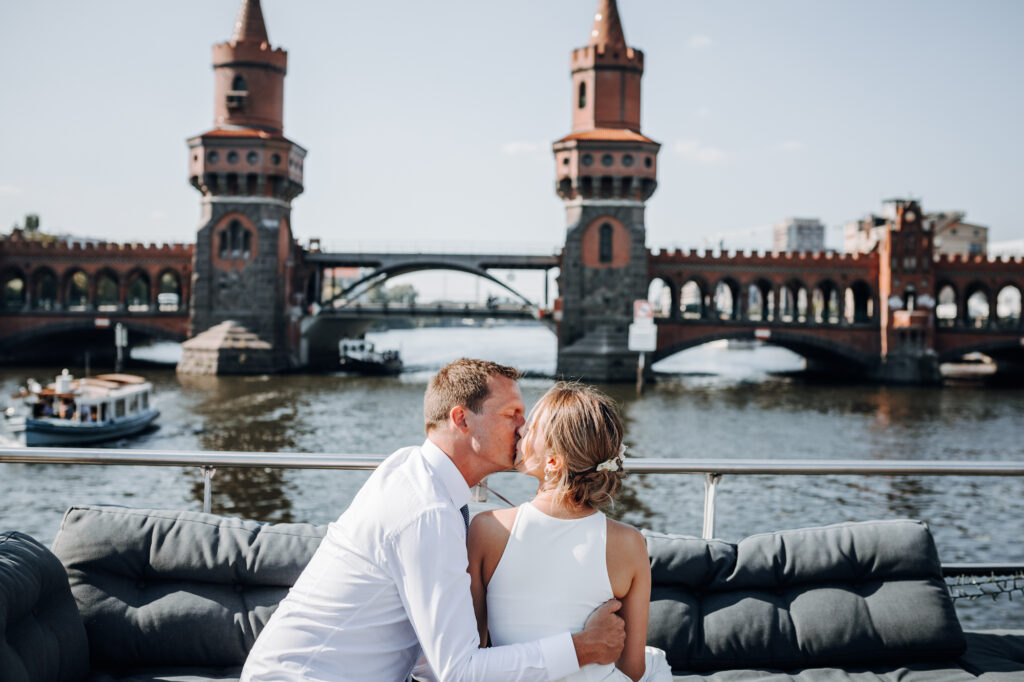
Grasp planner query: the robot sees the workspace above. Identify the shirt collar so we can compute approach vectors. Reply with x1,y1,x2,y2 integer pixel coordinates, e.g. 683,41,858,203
422,438,472,509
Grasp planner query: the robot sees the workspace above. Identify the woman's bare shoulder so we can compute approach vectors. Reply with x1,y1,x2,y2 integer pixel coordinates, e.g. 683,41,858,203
606,517,648,560
468,507,517,548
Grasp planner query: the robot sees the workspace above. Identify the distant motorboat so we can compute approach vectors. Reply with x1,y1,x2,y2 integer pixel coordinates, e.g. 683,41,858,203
338,339,403,376
5,370,159,446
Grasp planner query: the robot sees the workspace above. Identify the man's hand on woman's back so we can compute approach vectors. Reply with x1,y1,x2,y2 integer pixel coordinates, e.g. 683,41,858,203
571,598,627,666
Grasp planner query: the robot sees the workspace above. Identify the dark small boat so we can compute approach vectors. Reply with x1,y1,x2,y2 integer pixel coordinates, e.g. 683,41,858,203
338,339,403,376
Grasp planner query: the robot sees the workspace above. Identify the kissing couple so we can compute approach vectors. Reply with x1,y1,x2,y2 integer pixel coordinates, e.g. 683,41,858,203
242,358,672,681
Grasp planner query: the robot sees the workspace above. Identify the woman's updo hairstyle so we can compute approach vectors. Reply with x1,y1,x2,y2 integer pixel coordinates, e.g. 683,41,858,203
532,381,626,509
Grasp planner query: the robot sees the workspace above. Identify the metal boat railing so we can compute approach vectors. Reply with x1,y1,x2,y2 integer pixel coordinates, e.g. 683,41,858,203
3,446,1023,580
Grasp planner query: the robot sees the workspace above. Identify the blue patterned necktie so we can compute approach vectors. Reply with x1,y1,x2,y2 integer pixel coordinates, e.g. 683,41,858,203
459,504,469,531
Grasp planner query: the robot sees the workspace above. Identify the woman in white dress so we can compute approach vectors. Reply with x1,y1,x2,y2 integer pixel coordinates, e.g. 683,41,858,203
468,382,672,682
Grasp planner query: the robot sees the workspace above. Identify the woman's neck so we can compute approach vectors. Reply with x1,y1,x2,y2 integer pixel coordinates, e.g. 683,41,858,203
530,489,595,519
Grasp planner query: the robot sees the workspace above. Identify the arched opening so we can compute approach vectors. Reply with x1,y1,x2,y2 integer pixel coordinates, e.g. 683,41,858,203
126,271,151,311
95,270,120,311
844,281,874,323
578,81,586,109
219,220,252,259
935,283,957,327
964,283,991,328
714,279,740,320
33,268,58,310
780,280,808,322
812,280,840,324
995,284,1021,329
158,270,182,311
904,285,917,312
232,75,247,92
647,277,674,317
745,283,765,321
599,223,613,263
65,270,90,310
1,269,26,310
680,280,706,319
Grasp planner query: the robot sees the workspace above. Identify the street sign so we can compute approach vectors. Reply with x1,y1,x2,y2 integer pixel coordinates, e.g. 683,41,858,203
633,299,654,322
628,322,657,351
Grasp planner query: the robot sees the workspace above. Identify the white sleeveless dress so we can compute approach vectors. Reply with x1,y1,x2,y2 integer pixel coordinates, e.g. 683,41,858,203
486,503,672,682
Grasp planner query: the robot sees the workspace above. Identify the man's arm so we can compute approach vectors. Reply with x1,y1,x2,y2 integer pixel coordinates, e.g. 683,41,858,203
391,507,580,682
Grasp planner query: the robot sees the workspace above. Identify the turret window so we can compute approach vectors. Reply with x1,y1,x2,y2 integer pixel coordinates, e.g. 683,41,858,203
218,220,253,260
578,82,587,109
227,75,248,109
599,223,613,263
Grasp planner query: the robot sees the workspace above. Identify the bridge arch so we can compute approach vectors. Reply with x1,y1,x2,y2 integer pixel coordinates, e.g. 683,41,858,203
331,261,539,308
995,282,1022,329
0,318,187,356
780,278,810,322
647,276,676,318
157,269,183,310
935,281,958,327
843,280,875,323
63,269,90,310
712,277,742,320
1,266,26,311
125,268,151,311
811,278,841,324
744,278,774,322
962,281,991,328
652,328,875,372
679,276,709,319
95,268,120,311
31,267,58,311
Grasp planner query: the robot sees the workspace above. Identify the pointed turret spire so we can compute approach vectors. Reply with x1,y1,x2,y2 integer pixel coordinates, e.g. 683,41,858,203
231,0,269,44
589,0,626,50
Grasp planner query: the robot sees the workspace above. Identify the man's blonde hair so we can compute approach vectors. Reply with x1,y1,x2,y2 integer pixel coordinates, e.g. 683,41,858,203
424,358,521,432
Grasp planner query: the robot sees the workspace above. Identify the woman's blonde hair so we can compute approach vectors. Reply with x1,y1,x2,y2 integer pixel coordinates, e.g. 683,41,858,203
529,381,626,509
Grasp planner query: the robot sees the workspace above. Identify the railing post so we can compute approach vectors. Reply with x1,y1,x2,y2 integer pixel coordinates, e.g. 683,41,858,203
702,473,722,539
472,476,489,503
200,466,217,513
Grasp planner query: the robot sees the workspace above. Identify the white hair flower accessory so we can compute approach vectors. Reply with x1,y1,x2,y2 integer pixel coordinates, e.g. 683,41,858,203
596,445,626,473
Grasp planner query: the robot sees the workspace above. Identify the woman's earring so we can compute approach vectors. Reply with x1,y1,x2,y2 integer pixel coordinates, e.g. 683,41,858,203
544,465,555,482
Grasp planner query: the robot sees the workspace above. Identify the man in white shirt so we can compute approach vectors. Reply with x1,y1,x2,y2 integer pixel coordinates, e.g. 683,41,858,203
242,358,625,681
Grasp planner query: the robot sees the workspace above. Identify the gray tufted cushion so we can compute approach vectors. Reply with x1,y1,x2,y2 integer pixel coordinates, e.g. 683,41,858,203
645,519,966,671
0,531,90,682
51,506,326,672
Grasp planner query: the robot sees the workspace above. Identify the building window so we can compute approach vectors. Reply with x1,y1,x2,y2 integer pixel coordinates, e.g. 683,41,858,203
622,154,634,167
227,75,248,109
578,82,586,109
218,220,253,259
599,223,613,263
601,154,614,167
581,153,594,167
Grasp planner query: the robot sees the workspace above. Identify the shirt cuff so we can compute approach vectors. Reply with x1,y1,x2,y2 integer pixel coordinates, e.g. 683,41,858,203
539,632,579,681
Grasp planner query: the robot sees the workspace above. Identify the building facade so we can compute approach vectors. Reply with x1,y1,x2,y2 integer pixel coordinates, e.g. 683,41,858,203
772,217,825,253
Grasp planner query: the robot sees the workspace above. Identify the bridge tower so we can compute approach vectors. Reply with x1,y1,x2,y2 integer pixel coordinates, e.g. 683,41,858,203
182,0,306,373
553,0,661,381
876,199,942,383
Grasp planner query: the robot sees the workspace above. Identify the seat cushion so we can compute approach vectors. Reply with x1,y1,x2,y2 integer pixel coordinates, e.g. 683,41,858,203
51,506,326,672
0,530,90,682
646,519,966,672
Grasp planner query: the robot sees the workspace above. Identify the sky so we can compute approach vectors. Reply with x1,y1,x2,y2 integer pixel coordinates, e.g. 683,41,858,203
1,1,1022,300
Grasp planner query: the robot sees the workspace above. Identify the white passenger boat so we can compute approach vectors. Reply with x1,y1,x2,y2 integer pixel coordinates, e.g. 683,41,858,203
5,370,159,446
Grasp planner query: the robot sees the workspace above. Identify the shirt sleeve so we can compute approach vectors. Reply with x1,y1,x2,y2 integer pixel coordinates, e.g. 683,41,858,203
388,507,579,682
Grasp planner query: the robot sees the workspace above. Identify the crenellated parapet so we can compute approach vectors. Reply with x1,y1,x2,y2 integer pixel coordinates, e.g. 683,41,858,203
1,233,193,261
648,248,879,274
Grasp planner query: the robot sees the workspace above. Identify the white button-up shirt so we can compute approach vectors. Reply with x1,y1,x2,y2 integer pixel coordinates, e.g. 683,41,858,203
242,439,579,681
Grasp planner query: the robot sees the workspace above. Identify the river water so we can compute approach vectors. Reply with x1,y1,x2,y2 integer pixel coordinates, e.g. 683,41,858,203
1,324,1021,628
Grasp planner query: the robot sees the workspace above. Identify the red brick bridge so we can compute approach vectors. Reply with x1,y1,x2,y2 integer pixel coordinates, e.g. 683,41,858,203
0,230,192,362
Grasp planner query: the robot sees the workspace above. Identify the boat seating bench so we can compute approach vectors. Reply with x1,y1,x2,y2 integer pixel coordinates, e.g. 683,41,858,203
1,506,1022,681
